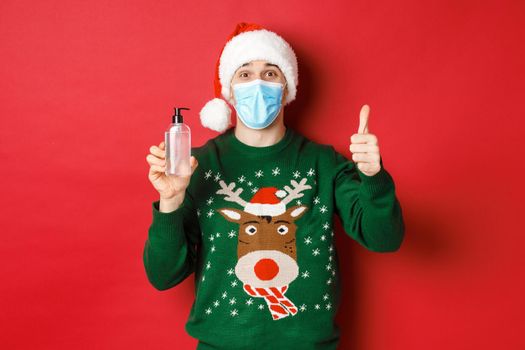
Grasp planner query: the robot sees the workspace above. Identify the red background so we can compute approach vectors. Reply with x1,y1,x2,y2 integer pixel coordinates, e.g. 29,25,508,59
1,1,524,349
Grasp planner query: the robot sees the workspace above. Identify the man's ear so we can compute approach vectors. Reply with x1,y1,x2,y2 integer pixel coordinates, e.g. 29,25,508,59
229,84,235,104
282,85,288,104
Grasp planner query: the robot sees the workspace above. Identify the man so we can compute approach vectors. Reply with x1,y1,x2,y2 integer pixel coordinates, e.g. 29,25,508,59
144,22,405,350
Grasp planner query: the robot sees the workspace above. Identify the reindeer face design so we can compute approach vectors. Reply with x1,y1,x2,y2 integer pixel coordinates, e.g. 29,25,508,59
215,177,312,320
218,204,307,288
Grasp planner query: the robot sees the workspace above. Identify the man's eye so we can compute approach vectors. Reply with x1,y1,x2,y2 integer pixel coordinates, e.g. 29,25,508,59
239,72,248,78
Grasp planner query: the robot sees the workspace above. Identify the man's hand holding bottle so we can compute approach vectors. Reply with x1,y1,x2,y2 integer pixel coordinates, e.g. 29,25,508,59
146,141,199,213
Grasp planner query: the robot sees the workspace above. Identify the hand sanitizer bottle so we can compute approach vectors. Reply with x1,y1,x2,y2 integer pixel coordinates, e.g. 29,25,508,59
165,107,191,176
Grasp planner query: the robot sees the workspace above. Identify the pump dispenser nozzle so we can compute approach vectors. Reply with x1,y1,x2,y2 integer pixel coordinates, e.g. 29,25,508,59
173,107,190,123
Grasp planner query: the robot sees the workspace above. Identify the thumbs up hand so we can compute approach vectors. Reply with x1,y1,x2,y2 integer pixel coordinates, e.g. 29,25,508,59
349,104,382,177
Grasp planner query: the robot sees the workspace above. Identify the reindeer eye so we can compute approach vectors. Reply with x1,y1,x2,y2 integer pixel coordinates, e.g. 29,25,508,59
277,225,288,235
245,225,257,235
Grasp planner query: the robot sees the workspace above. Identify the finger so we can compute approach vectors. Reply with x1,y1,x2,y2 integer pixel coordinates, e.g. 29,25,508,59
349,143,379,153
150,145,166,159
350,133,378,144
146,154,166,167
352,152,380,163
159,141,165,150
149,164,166,174
358,104,370,134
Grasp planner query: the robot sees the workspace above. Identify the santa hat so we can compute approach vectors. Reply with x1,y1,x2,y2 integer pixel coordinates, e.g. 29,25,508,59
199,22,299,133
244,187,288,217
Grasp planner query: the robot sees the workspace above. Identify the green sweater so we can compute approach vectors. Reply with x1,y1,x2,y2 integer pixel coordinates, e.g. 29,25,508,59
143,126,405,350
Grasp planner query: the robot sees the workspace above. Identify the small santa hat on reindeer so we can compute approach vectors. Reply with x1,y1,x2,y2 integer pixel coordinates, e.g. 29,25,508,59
244,187,288,217
199,22,299,133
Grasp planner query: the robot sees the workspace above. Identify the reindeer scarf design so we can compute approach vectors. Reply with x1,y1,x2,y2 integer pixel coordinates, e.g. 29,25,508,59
216,178,312,320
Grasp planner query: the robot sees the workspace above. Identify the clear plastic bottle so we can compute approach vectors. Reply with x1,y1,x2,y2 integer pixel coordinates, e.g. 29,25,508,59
165,107,191,176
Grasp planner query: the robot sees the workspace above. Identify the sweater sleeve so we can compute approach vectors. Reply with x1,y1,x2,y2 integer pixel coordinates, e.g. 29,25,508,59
143,191,201,291
331,147,405,252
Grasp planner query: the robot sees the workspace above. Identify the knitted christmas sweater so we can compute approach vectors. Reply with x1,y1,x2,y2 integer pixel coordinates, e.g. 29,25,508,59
143,126,405,350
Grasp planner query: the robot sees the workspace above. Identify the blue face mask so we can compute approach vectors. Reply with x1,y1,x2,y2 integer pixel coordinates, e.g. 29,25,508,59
232,79,286,129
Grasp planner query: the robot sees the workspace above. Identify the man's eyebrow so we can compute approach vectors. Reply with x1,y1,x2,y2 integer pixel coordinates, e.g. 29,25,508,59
239,62,279,68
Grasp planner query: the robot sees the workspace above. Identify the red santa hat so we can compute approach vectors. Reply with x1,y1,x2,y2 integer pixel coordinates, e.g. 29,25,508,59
199,22,299,133
244,187,288,217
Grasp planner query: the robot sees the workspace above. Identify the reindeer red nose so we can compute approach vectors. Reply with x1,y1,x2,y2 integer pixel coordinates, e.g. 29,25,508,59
254,258,279,280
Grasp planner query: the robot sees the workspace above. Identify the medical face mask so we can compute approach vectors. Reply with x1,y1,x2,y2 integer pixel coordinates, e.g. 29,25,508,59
231,79,286,130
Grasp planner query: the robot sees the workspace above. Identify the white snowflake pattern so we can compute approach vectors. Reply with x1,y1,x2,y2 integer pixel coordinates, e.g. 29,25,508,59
258,304,265,310
313,196,320,205
254,170,264,178
213,300,220,307
201,275,205,281
319,205,328,213
307,168,315,176
312,248,320,256
292,171,301,178
314,304,321,310
326,303,332,310
206,261,211,270
230,309,239,317
299,304,307,312
215,232,221,238
231,280,238,287
205,307,212,315
211,245,216,253
246,299,254,306
229,297,237,305
332,270,336,276
238,175,246,183
227,268,235,276
272,167,280,176
327,278,333,285
323,293,330,301
206,197,214,205
304,237,312,245
196,209,201,217
328,244,334,252
222,291,228,299
209,235,215,242
247,181,253,186
204,170,213,180
301,270,310,278
228,230,236,238
296,199,302,205
251,187,259,193
214,173,221,182
322,222,330,230
207,209,214,218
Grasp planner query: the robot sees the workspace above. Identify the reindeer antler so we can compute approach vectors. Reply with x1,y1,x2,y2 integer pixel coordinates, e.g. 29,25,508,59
281,178,312,205
216,180,248,207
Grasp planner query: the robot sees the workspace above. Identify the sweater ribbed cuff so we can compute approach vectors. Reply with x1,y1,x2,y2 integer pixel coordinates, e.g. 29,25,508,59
149,200,187,243
357,159,394,198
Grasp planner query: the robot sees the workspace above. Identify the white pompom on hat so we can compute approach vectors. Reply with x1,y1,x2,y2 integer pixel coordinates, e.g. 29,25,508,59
199,22,299,133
